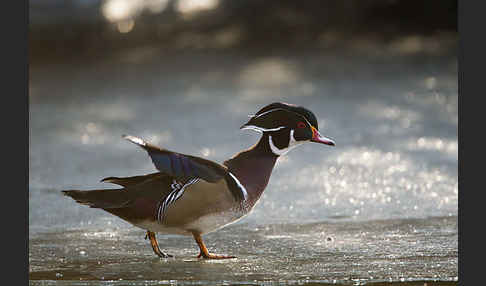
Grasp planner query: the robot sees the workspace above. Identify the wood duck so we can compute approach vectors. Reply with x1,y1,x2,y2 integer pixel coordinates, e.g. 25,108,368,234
63,102,335,259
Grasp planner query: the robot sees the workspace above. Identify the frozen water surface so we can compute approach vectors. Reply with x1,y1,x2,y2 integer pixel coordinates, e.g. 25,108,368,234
29,50,457,285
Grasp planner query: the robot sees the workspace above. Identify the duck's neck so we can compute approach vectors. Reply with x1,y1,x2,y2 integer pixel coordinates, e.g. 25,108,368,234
223,133,278,206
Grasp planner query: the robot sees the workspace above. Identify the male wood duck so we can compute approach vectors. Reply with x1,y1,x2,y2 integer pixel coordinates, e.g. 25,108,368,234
63,102,335,259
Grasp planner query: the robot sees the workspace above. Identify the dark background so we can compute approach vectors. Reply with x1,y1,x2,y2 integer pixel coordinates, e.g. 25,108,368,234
30,0,457,64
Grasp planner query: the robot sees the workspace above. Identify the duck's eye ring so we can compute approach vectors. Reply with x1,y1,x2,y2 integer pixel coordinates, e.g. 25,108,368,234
297,122,306,128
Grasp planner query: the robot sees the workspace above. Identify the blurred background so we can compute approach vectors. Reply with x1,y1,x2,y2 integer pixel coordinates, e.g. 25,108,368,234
30,0,457,63
29,0,458,284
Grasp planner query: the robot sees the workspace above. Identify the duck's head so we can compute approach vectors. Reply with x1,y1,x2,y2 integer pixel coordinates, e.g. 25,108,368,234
241,102,335,156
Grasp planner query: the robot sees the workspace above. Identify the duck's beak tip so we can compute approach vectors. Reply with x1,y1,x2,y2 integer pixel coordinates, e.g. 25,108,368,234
311,127,335,146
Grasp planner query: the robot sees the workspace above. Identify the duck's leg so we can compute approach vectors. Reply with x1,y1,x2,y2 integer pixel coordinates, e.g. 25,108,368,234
145,230,173,258
192,232,236,259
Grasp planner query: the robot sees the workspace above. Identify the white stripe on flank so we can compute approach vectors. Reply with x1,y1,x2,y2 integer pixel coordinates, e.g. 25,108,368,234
228,172,248,201
157,178,200,222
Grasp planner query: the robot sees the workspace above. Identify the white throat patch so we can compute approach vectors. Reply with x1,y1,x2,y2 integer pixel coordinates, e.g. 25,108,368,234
268,129,305,156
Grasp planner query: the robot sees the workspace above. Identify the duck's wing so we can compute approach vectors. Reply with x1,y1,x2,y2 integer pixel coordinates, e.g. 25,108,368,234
123,135,246,202
122,135,227,183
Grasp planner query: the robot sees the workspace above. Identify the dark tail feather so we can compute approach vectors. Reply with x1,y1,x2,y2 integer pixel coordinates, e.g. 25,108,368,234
62,189,131,209
100,172,162,188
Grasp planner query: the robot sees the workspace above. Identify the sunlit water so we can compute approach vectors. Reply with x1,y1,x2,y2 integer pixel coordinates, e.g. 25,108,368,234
29,50,457,285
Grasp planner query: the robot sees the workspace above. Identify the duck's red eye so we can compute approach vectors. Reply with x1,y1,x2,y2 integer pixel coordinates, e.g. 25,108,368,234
297,122,306,128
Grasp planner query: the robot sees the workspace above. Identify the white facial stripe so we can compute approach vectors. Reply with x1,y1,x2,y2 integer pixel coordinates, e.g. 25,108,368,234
269,129,305,156
228,172,248,201
252,108,317,132
241,125,286,133
269,135,285,156
241,125,263,133
288,129,306,150
252,108,285,119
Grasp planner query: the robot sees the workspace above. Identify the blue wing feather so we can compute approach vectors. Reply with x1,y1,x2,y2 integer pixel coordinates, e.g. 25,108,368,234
171,154,184,177
150,153,172,174
180,156,192,176
123,135,227,183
